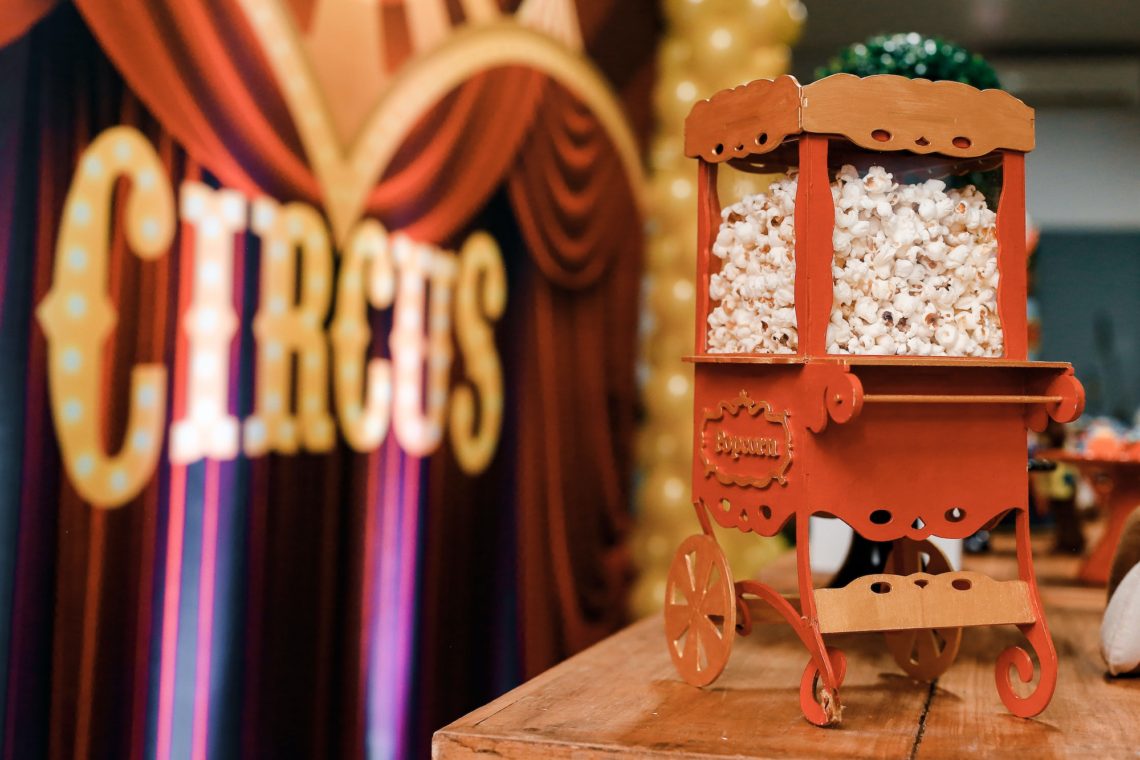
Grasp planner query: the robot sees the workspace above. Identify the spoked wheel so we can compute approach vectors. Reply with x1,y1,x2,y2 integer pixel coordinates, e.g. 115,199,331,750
664,534,736,687
883,538,963,681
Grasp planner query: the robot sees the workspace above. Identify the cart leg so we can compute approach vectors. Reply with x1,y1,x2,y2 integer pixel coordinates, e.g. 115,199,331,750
795,511,845,726
995,506,1058,718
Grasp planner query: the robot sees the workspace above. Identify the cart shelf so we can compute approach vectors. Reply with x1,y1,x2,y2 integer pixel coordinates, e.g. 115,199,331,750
813,571,1035,634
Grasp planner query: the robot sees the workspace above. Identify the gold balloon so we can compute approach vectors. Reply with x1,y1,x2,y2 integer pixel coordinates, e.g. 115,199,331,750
639,465,694,529
629,574,667,619
649,135,685,173
649,274,696,334
740,0,806,48
642,366,693,423
650,167,698,223
661,0,741,28
652,64,704,135
683,17,751,85
633,0,803,618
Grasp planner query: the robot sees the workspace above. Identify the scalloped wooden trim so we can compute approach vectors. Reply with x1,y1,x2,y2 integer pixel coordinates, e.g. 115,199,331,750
684,73,1034,162
684,76,801,163
814,571,1035,634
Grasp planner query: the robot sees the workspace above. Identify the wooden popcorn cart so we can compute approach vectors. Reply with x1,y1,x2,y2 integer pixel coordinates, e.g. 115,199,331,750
664,74,1085,725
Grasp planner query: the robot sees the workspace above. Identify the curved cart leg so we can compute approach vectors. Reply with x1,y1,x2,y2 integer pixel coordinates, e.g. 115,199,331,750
664,533,737,687
996,506,1058,718
794,511,845,726
883,539,963,681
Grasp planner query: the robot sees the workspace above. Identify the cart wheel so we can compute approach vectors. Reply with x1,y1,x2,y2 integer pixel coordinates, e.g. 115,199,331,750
800,647,846,726
883,539,963,681
664,534,736,687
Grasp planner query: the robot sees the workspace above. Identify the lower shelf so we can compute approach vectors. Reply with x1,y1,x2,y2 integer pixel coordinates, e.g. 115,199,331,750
813,571,1035,634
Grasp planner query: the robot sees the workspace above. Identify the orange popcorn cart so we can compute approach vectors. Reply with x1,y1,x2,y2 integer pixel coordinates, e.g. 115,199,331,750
663,74,1085,725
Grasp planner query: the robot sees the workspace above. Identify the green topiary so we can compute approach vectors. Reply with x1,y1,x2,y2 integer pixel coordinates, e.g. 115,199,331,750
815,32,1003,201
815,32,1000,90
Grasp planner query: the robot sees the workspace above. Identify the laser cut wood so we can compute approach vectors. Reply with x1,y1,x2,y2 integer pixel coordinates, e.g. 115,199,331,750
684,73,1035,163
666,74,1085,726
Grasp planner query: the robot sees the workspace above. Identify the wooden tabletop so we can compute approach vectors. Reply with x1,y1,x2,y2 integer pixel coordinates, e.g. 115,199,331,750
434,530,1140,758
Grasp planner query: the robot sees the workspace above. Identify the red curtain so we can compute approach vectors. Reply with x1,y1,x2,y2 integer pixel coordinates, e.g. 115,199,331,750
71,0,552,246
0,0,55,48
1,0,654,754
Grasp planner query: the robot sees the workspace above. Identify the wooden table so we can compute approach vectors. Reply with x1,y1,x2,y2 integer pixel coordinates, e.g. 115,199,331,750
1039,450,1140,585
434,529,1140,758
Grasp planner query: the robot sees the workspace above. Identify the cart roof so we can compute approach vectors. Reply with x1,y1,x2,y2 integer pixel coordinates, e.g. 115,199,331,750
684,74,1034,163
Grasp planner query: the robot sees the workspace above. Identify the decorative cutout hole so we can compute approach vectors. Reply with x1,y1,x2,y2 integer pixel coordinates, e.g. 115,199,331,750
872,129,891,142
871,581,892,594
946,507,965,523
912,517,926,530
952,578,972,591
760,505,772,520
914,579,929,588
915,136,930,146
674,628,688,657
952,136,972,149
713,143,724,156
756,132,768,146
870,509,893,525
735,143,744,152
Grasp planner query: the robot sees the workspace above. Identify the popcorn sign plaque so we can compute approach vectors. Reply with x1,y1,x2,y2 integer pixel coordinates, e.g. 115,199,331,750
700,390,791,489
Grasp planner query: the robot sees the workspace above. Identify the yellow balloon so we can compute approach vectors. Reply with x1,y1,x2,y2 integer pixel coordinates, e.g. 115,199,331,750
629,574,667,619
650,275,697,334
747,44,792,79
642,366,693,422
740,0,806,48
638,419,693,469
649,135,685,173
683,16,750,85
639,463,694,529
657,36,693,71
646,232,688,270
630,527,678,571
652,63,705,136
650,167,697,224
662,0,741,28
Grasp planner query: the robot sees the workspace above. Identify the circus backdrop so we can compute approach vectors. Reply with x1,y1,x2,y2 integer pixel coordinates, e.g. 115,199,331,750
0,0,656,757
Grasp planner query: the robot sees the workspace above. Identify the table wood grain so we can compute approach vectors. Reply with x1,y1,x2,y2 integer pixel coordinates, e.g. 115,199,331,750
434,528,1140,759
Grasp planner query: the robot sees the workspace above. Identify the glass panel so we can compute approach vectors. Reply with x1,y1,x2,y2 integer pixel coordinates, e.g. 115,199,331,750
826,155,1004,357
705,154,799,355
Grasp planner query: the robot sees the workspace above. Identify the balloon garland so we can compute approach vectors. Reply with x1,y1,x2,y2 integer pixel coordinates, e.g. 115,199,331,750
630,0,806,617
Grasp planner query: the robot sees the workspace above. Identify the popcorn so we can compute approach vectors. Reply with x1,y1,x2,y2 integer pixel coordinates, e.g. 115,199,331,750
706,165,1004,357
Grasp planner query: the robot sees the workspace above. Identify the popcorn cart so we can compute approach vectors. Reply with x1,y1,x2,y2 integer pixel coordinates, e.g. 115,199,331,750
664,74,1085,725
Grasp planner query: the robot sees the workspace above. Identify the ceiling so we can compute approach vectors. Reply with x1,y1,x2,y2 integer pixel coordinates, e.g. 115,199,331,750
793,0,1140,84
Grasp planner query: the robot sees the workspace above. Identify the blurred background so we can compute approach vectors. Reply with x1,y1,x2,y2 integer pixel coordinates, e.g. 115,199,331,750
0,1,1137,759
